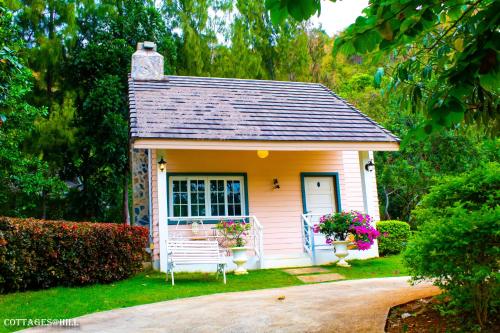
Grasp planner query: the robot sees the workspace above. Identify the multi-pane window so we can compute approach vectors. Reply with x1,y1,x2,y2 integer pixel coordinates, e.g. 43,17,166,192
227,180,242,216
210,180,225,216
172,180,188,217
169,176,245,218
190,179,205,216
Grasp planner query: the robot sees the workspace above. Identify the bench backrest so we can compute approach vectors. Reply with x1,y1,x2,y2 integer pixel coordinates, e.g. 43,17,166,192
167,240,222,263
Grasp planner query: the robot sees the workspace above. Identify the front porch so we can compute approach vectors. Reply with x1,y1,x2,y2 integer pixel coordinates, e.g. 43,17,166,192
141,148,384,272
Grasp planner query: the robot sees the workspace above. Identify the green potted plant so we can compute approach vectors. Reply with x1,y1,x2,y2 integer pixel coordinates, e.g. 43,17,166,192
216,220,252,275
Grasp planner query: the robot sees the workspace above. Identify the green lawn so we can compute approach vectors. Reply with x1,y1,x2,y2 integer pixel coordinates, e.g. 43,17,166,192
0,255,406,332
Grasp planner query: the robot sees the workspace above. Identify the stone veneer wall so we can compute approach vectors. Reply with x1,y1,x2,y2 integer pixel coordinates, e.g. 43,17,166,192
151,149,160,268
131,148,150,228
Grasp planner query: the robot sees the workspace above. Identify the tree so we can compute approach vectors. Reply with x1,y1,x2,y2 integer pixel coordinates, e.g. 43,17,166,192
0,2,63,217
267,0,500,135
375,108,495,223
164,0,213,76
55,0,178,223
8,0,77,107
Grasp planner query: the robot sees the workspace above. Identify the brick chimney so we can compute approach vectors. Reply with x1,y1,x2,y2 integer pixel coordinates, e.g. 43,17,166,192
131,41,164,80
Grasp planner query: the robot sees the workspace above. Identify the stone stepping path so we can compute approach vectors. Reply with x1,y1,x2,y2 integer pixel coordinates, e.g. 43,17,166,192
283,267,346,283
296,273,346,283
283,267,329,275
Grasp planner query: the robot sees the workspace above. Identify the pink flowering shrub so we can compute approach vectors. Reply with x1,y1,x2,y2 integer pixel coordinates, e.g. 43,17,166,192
215,220,251,247
313,211,380,250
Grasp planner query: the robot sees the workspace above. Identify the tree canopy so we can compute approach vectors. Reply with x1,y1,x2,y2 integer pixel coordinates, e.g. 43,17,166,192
1,0,498,223
267,0,500,135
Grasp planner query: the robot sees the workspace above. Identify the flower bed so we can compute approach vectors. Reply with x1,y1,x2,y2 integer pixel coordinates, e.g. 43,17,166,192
0,216,148,293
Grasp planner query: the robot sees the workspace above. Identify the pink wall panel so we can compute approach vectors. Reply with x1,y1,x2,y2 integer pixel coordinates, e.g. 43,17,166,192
155,150,358,255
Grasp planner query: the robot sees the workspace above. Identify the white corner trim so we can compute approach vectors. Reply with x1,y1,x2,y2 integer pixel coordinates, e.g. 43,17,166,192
157,159,168,272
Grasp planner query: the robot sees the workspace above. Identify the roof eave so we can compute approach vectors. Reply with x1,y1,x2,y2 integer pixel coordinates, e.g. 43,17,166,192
131,138,400,151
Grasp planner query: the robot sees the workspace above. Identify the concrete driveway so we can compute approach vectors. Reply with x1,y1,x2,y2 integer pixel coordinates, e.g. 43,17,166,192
24,276,440,333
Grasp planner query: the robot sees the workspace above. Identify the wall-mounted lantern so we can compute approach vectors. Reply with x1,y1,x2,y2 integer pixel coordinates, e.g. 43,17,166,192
273,178,280,189
158,157,167,172
364,160,375,172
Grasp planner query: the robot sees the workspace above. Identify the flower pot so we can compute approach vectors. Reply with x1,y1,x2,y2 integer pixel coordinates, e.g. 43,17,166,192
332,240,350,267
231,247,249,275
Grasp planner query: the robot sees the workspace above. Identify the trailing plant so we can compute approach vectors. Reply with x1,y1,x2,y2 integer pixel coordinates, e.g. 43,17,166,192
313,211,380,250
215,220,251,248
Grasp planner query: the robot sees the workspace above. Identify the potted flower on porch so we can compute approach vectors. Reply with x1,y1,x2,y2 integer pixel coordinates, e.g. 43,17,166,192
313,211,380,267
216,220,252,275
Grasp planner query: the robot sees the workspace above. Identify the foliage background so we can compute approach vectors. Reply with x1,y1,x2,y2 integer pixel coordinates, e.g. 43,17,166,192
1,0,498,225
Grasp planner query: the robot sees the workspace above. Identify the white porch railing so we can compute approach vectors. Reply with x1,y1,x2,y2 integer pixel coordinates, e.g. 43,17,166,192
166,215,264,268
300,213,316,264
301,213,332,265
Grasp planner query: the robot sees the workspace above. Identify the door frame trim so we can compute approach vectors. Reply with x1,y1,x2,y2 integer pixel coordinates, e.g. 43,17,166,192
300,172,342,214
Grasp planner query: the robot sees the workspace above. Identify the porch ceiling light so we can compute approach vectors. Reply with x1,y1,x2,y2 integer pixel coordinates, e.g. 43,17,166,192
365,160,375,172
257,150,269,159
158,157,167,172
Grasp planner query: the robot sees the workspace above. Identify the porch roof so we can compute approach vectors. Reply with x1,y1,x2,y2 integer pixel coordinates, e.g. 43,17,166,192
129,75,399,147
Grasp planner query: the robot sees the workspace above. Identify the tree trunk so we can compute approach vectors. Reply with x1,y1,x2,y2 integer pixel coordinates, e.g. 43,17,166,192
383,187,391,220
123,173,130,225
41,189,47,219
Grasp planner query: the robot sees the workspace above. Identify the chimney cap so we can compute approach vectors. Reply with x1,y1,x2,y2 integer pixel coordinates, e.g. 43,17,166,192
143,41,156,50
137,41,157,51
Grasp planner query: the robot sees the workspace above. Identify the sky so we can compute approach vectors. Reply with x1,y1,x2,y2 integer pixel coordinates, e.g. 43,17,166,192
311,0,369,35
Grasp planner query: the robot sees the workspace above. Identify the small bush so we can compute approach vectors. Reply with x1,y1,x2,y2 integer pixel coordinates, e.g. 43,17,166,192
377,220,410,256
405,163,500,328
404,206,499,328
413,162,499,227
0,217,148,293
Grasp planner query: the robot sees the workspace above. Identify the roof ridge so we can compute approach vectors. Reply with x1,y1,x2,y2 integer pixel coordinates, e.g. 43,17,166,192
317,84,401,142
165,75,324,86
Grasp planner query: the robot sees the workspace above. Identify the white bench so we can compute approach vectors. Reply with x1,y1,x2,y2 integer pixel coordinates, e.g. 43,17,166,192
166,240,227,286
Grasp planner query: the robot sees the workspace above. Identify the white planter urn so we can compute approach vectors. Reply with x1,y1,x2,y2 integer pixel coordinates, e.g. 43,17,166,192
332,240,350,267
231,247,249,275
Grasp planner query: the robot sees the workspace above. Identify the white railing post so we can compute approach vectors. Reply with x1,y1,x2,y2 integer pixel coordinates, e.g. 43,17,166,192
301,214,317,265
252,215,264,268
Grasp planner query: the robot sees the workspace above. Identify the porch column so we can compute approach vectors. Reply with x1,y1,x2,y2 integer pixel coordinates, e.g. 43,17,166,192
157,151,169,272
358,151,380,220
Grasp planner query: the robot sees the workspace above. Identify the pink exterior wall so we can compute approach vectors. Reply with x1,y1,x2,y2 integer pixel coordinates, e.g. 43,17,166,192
151,149,378,257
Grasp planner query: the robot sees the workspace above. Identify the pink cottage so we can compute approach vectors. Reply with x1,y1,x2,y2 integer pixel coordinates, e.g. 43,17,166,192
129,42,400,272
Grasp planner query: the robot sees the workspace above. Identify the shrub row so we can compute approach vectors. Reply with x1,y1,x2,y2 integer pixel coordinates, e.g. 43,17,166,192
377,220,411,256
0,217,148,293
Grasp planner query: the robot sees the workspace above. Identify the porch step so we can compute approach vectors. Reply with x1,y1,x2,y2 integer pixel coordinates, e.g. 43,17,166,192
263,253,312,269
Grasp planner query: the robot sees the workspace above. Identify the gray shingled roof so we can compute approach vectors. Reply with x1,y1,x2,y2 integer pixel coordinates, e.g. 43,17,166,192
128,75,399,142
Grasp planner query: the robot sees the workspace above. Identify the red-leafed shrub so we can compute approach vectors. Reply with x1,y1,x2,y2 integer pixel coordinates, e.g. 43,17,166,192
0,217,148,293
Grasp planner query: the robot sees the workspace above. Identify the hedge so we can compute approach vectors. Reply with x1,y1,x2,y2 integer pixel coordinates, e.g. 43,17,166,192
377,220,411,256
0,217,148,293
